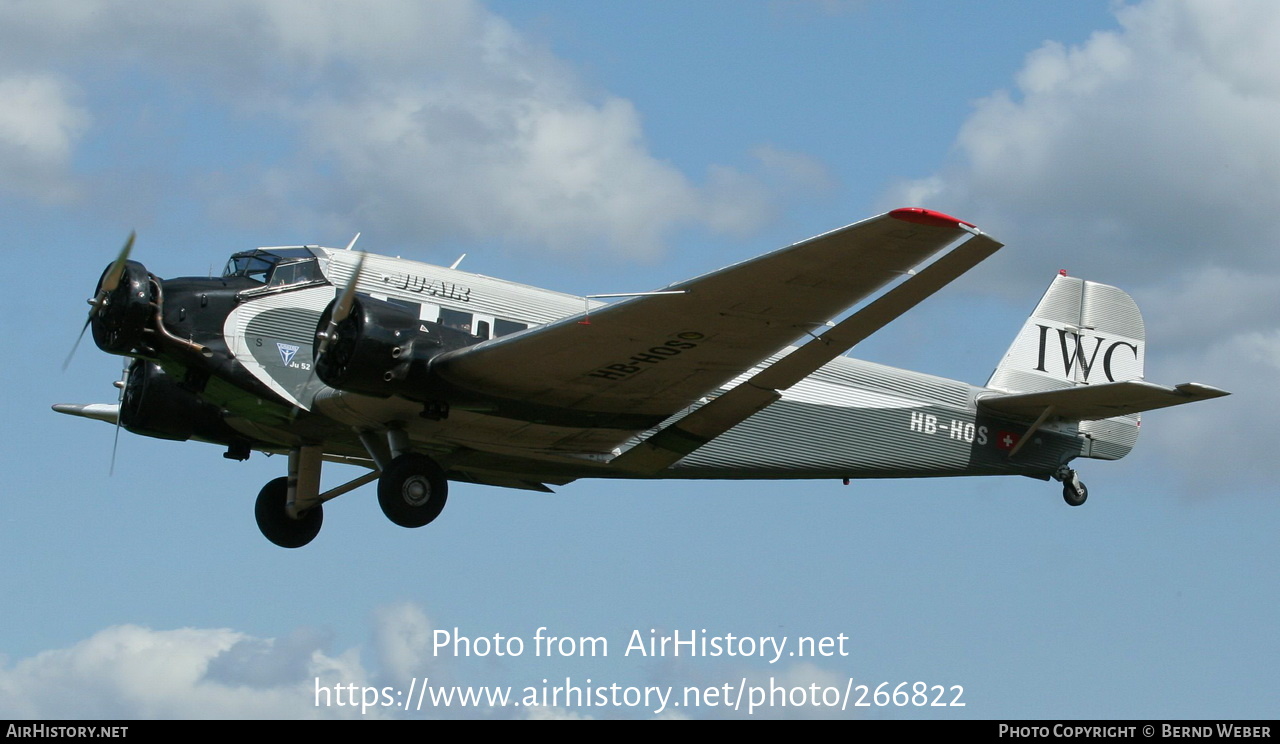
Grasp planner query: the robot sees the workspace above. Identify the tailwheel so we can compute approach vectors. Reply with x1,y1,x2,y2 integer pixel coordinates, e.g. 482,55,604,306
255,476,323,548
1054,466,1088,507
378,453,448,528
1063,481,1088,507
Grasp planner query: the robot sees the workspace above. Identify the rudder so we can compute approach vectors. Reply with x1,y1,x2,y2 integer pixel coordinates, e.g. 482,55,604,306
986,273,1146,460
987,272,1145,394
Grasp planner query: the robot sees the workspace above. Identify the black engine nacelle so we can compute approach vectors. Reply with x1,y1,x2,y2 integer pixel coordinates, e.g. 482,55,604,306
91,260,155,356
120,359,245,444
312,295,479,401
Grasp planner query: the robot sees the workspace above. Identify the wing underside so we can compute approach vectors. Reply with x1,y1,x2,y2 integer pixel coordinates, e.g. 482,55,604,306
426,208,1001,463
435,210,987,415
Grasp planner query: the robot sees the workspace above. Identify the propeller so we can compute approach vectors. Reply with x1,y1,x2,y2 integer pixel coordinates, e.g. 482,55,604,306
297,242,366,417
64,231,136,371
109,359,131,475
315,247,366,361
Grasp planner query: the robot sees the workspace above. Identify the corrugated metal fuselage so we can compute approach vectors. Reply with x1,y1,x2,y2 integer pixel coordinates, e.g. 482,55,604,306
664,359,1087,482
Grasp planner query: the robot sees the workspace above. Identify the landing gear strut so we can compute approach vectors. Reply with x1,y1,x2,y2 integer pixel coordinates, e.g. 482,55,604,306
252,445,380,548
1054,465,1088,507
251,433,450,546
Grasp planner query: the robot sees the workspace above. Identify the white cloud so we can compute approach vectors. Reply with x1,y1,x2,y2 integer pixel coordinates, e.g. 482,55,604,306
879,0,1280,491
0,607,865,719
0,625,367,719
767,661,858,719
884,0,1280,284
0,0,803,257
279,90,735,257
371,602,435,682
0,73,90,202
1138,327,1280,493
751,145,839,196
525,705,594,720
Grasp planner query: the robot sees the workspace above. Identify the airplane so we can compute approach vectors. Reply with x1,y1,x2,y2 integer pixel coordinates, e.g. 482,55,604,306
55,208,1229,548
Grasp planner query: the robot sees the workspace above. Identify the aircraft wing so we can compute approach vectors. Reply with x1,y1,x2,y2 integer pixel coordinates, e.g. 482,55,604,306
432,209,994,437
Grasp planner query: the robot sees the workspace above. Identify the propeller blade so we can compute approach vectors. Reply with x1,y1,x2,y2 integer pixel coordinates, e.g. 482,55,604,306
331,250,366,325
63,317,92,371
64,231,137,371
109,415,123,476
299,248,366,418
109,360,129,476
100,231,136,295
316,250,366,358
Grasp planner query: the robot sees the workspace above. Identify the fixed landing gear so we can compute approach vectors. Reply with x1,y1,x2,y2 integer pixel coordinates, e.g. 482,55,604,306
1054,465,1088,507
378,453,449,528
255,476,323,548
251,438,450,546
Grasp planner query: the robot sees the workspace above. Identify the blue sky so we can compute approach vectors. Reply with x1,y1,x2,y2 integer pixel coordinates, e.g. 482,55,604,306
2,0,1277,719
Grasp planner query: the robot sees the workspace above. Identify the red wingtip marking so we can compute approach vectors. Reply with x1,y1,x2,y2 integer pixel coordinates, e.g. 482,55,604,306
889,207,975,229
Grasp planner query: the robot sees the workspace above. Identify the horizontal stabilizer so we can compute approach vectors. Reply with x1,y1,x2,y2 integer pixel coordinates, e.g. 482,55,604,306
51,403,119,425
977,381,1229,422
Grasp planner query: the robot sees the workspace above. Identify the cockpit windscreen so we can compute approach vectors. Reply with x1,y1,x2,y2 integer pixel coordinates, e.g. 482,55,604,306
223,248,326,288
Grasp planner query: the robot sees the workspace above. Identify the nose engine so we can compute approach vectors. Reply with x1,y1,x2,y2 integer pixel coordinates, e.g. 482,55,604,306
90,259,156,357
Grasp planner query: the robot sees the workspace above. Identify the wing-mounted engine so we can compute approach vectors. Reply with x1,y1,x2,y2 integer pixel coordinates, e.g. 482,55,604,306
312,294,479,402
120,359,252,447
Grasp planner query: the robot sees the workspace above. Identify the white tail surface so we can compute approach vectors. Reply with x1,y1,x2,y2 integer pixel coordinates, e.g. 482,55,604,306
988,273,1145,394
989,274,1147,460
982,274,1227,461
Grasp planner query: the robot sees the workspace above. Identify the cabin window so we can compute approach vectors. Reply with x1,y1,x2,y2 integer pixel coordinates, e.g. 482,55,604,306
385,297,420,315
438,307,474,334
494,319,528,337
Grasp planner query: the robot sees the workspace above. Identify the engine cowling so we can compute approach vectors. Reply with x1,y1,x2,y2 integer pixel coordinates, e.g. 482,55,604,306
312,295,479,401
120,359,244,444
90,259,155,356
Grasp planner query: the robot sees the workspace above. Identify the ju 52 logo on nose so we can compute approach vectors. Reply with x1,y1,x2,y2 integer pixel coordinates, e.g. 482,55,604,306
277,342,300,367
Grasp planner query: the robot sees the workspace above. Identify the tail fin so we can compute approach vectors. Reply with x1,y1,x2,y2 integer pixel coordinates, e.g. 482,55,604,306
987,272,1144,394
981,273,1227,461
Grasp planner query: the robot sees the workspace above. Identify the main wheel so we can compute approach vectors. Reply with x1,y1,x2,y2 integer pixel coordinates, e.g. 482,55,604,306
378,454,448,528
1062,481,1088,507
255,476,323,548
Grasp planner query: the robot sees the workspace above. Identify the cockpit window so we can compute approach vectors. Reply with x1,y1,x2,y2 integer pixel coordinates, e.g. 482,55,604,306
223,253,277,283
267,259,326,287
223,248,325,288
